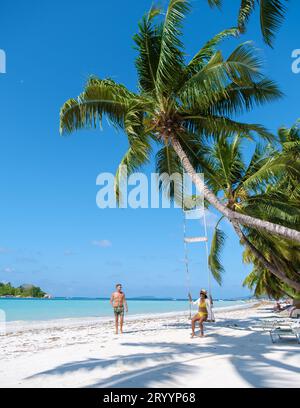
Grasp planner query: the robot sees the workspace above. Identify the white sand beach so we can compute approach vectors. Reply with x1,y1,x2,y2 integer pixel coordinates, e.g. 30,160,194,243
0,303,299,388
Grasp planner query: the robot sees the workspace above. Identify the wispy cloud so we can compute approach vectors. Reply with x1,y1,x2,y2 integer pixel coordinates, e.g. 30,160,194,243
91,240,112,248
2,267,15,273
0,247,9,254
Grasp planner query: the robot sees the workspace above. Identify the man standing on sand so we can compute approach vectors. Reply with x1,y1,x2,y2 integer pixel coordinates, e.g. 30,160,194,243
110,283,128,334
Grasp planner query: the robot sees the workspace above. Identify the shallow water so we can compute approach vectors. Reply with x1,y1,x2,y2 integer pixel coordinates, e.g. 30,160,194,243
0,298,248,322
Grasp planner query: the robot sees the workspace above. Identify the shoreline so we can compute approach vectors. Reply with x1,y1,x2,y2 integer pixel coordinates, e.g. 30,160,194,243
3,301,261,334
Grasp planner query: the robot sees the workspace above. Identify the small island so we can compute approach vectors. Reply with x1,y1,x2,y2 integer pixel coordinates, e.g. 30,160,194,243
0,282,51,298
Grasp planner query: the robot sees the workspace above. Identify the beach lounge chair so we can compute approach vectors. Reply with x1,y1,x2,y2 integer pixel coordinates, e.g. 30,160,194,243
252,318,292,331
270,324,300,344
290,308,300,319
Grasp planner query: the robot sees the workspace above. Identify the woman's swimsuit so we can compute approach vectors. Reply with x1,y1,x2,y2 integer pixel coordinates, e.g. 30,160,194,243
198,299,208,318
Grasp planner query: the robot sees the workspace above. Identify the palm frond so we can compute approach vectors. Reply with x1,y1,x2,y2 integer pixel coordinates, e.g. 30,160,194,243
236,143,270,190
155,0,191,96
226,42,263,82
238,0,287,47
209,134,245,189
185,28,240,77
183,114,274,141
60,78,141,134
238,0,256,33
155,144,183,205
179,42,265,109
242,154,300,191
176,131,224,193
207,79,282,117
259,0,287,47
208,226,226,285
115,136,152,204
244,195,300,225
207,0,222,8
133,7,163,93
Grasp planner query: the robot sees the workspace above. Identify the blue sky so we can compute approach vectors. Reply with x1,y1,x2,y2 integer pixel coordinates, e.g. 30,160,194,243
0,0,299,298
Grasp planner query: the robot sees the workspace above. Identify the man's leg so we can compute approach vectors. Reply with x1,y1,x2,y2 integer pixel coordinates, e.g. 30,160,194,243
115,313,119,334
120,313,124,334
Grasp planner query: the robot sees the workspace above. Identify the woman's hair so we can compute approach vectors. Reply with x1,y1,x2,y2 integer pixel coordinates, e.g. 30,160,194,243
200,292,208,299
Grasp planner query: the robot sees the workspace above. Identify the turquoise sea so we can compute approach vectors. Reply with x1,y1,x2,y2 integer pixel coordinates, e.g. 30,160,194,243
0,298,249,322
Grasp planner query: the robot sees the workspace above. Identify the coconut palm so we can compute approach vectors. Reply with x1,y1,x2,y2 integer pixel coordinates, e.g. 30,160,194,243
203,129,300,292
209,0,288,47
60,0,300,244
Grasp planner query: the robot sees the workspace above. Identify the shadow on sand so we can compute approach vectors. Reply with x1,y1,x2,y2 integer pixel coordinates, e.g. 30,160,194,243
24,310,300,388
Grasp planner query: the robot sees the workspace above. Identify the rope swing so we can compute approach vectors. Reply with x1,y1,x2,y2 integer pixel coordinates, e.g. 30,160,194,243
183,207,212,320
180,163,212,320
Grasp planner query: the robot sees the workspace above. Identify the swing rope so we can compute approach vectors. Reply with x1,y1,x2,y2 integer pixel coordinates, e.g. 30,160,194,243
180,164,212,319
183,210,192,319
183,207,212,319
203,208,212,297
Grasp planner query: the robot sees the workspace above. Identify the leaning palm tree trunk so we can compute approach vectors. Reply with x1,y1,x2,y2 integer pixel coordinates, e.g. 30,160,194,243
171,137,300,244
231,221,300,292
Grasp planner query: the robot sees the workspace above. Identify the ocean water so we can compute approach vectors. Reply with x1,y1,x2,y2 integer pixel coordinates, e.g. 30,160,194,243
0,298,249,322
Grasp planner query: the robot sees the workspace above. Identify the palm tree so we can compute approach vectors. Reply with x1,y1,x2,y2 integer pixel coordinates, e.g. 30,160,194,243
209,0,288,47
204,131,300,291
60,0,300,244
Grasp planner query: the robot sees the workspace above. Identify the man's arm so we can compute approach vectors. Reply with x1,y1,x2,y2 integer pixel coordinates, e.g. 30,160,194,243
110,293,114,306
123,294,128,312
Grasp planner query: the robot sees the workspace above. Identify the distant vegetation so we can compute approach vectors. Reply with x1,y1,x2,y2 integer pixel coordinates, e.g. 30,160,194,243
0,282,46,298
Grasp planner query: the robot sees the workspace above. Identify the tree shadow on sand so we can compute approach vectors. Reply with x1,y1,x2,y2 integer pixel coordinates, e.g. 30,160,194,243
24,322,300,388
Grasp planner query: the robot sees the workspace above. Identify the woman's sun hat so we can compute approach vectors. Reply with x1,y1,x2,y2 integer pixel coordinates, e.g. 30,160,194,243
200,289,207,295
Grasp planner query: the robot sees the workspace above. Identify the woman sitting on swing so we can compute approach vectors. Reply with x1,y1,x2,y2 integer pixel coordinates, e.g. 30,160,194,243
189,289,213,338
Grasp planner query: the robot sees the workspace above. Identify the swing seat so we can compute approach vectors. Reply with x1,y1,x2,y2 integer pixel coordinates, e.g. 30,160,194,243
184,236,208,243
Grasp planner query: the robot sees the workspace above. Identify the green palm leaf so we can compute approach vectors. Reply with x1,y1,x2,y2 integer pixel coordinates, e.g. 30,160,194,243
115,137,152,204
155,144,183,205
208,226,226,285
133,7,163,93
185,28,240,77
208,0,288,47
155,0,190,96
60,78,141,134
259,0,287,47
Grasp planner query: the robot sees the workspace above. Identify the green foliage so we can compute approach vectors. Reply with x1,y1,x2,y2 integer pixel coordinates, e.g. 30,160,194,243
208,226,226,285
240,120,300,298
209,0,288,47
0,283,46,298
196,119,300,295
